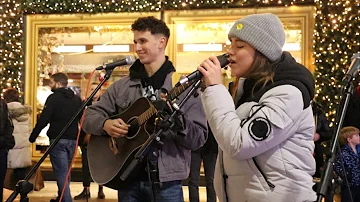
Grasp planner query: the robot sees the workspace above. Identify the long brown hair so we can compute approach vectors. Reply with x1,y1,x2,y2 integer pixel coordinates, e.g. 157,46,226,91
231,51,276,100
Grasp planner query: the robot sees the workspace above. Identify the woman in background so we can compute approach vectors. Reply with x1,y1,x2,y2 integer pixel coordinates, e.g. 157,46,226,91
0,96,15,201
4,88,32,182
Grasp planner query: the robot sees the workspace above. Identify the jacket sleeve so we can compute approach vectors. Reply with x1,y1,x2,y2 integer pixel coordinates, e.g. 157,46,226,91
29,96,54,143
0,99,15,150
201,84,311,160
82,82,119,136
172,89,208,151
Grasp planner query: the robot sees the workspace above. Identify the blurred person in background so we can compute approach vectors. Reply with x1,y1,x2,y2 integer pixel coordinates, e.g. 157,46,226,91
0,96,15,201
74,82,105,200
29,72,82,202
3,88,32,184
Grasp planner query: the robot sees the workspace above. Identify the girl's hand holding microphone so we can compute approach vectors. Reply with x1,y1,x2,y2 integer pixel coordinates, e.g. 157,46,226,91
197,56,223,87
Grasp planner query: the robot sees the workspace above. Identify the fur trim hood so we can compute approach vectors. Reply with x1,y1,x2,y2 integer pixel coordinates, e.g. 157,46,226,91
7,102,32,122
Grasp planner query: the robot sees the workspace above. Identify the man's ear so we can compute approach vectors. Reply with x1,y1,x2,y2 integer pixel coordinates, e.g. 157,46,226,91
56,82,63,88
159,36,167,49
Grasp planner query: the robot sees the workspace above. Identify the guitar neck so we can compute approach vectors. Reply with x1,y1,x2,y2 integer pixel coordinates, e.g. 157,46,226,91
167,80,196,101
137,102,157,125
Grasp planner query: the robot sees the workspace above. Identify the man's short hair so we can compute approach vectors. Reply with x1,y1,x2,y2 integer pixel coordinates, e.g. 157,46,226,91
51,72,68,87
131,16,170,39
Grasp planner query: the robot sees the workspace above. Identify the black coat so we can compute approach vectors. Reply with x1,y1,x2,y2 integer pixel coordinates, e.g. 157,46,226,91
343,90,360,130
194,123,218,154
29,87,83,142
312,102,332,143
312,102,332,177
0,98,15,150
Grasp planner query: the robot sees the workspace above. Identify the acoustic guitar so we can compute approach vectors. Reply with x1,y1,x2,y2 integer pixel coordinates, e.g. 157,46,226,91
87,80,195,190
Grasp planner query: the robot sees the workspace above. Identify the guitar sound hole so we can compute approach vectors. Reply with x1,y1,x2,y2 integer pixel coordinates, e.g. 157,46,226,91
126,117,140,139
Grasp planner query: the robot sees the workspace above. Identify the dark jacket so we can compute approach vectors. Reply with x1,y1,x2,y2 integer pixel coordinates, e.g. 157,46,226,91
312,102,332,142
0,98,15,150
343,89,360,130
312,102,332,177
195,124,218,154
29,87,83,142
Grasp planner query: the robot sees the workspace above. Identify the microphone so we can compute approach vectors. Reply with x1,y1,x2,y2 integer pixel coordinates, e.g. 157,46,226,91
342,53,360,84
177,54,229,86
96,56,135,71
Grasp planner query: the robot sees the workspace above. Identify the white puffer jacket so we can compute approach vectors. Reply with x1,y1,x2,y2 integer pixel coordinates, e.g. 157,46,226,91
7,102,32,169
201,84,316,202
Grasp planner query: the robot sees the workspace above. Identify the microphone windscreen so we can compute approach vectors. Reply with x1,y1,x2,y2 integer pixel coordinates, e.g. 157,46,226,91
217,54,230,67
126,55,136,65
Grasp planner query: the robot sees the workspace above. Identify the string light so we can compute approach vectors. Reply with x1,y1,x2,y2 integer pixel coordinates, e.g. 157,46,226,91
0,0,314,95
313,0,360,126
0,0,23,96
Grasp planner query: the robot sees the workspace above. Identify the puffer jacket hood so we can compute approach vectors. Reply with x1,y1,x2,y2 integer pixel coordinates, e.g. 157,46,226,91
272,51,314,104
237,51,314,109
7,102,32,122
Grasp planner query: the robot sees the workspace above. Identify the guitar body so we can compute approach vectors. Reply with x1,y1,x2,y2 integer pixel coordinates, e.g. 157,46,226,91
87,97,156,190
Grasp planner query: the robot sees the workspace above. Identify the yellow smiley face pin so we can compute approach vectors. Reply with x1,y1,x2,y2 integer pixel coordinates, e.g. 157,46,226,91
237,23,243,30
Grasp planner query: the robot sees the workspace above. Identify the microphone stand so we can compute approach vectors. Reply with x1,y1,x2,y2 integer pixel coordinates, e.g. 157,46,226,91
316,82,354,202
119,79,202,202
6,68,115,202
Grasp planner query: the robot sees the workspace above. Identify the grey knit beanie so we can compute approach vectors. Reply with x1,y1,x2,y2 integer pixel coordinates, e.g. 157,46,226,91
228,13,286,62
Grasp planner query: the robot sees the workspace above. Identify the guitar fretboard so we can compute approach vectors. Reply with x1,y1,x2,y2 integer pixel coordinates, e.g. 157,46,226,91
137,103,157,125
135,80,196,125
167,80,195,101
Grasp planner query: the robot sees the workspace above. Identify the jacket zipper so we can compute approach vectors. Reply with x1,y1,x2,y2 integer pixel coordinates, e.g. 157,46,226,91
252,157,275,189
219,150,229,202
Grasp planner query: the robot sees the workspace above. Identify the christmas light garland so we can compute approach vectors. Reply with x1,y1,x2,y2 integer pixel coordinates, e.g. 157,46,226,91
313,0,360,125
1,0,359,124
